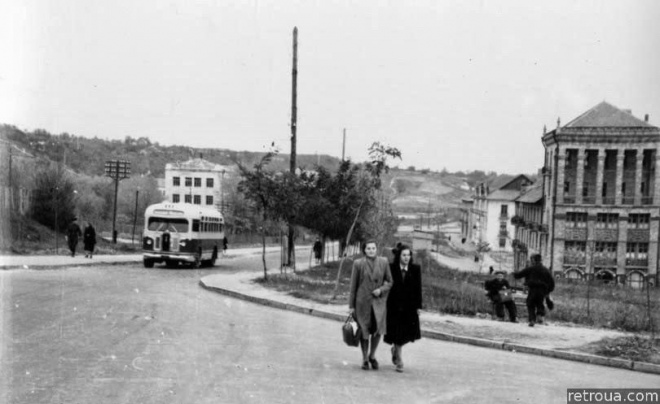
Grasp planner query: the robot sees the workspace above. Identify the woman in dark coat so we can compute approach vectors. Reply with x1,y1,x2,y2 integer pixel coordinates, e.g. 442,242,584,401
384,244,422,372
83,222,97,258
349,240,393,371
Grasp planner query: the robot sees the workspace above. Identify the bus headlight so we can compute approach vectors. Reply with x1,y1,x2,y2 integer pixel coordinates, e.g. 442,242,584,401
179,240,187,247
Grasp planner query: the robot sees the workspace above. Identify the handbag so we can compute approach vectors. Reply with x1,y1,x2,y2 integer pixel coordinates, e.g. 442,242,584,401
342,313,361,347
498,289,513,302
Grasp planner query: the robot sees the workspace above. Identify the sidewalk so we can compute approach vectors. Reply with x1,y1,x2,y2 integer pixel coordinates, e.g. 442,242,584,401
0,245,292,270
199,270,660,375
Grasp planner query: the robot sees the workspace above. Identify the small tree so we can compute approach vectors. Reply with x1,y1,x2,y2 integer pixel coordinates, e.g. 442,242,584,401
331,142,401,297
237,152,308,278
30,164,77,233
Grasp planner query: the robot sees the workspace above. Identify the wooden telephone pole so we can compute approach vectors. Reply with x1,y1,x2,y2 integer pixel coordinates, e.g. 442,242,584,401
288,26,298,269
342,128,346,161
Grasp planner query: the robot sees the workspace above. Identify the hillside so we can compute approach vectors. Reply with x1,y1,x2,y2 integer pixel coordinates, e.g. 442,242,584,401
382,168,473,217
1,123,478,221
0,124,341,178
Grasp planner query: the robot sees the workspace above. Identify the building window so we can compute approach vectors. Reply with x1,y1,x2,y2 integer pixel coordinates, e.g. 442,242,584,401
184,194,192,203
595,242,617,259
626,243,648,264
499,238,506,248
596,213,618,229
500,205,508,216
185,177,192,187
564,241,586,264
566,212,587,228
602,183,607,197
194,178,202,187
173,177,180,186
628,214,650,229
565,149,578,169
564,182,570,194
206,196,213,205
206,178,214,188
582,183,589,197
172,194,180,203
193,195,201,205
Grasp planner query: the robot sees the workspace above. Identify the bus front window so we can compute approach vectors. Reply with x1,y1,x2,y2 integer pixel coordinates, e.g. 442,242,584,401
147,218,189,233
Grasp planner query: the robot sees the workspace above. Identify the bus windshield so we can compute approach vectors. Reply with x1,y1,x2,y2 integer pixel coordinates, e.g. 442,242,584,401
147,218,189,233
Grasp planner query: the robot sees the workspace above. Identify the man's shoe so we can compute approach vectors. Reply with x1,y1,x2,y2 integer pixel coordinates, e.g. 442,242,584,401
396,363,404,373
361,361,369,370
537,316,544,324
369,357,379,370
528,322,535,327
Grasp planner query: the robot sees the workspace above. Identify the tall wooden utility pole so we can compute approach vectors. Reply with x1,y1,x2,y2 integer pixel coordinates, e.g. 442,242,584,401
288,26,298,269
342,128,346,161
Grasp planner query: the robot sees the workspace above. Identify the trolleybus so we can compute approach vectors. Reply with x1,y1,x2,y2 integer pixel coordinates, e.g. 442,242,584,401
142,202,224,268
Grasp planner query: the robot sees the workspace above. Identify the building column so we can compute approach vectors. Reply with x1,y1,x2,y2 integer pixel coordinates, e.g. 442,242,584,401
595,151,605,205
556,153,566,204
617,216,628,279
634,149,644,205
615,153,625,205
650,217,659,281
585,215,595,276
654,153,660,205
575,149,585,204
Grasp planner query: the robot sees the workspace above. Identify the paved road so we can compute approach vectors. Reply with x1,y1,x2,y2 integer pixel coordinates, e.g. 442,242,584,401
1,252,658,404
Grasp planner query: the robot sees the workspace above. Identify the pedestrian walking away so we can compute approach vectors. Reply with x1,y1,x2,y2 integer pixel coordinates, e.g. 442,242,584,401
384,244,422,373
349,240,393,371
223,236,228,255
66,218,82,257
513,254,555,327
313,238,322,264
484,270,517,323
83,222,97,258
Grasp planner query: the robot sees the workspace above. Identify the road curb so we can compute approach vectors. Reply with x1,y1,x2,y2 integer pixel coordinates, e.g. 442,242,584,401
0,259,143,270
199,278,660,376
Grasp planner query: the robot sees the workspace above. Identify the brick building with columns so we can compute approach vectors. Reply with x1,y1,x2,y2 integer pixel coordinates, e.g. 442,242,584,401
542,101,660,287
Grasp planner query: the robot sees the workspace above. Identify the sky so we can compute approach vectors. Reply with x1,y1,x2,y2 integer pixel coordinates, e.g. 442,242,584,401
1,0,659,175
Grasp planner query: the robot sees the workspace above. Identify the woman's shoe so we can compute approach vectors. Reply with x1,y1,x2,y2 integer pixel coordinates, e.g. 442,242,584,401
369,357,379,370
362,361,369,370
396,363,404,373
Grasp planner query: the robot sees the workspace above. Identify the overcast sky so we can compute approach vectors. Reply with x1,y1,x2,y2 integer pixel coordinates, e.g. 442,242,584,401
1,0,659,174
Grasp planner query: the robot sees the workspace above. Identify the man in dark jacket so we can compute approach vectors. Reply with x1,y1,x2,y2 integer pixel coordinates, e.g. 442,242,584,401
484,271,517,322
514,254,555,327
66,218,82,257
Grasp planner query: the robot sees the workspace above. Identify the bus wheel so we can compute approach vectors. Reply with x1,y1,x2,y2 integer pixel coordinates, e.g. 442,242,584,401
143,259,155,268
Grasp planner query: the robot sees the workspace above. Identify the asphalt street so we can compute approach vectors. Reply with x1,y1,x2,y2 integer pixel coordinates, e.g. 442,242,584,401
1,251,658,404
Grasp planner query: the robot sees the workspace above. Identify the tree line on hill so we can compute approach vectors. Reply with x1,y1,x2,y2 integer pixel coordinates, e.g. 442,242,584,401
0,124,386,249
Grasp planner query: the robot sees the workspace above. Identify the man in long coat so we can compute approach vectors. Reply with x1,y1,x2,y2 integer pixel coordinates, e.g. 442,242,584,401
349,240,393,370
66,218,82,257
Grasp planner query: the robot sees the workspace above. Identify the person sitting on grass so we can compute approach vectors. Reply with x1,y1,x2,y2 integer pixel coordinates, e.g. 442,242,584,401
484,270,517,323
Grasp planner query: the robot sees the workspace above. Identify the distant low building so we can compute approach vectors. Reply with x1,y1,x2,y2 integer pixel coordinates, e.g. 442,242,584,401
411,230,435,251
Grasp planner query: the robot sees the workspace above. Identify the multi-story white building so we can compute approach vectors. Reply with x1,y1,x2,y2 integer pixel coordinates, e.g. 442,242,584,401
164,158,232,212
468,175,532,252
